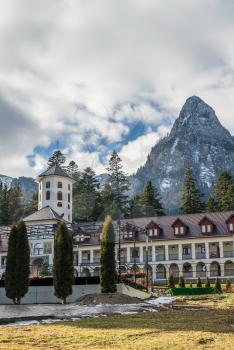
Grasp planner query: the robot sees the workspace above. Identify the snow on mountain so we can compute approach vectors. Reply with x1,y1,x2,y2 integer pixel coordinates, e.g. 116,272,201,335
0,175,13,189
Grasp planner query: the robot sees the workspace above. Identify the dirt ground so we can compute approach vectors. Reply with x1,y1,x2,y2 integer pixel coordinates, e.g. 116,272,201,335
76,293,143,305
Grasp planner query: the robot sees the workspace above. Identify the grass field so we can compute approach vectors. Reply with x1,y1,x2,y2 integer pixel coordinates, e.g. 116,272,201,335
0,295,233,350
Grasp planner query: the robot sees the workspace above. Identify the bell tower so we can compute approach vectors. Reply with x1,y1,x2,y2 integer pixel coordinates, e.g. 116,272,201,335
37,164,75,222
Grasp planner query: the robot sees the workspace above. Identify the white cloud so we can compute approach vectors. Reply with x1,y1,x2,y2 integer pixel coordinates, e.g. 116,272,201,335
0,0,234,176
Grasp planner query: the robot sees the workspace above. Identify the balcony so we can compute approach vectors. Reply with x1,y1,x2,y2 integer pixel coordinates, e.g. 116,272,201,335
130,257,140,263
209,252,220,259
81,259,90,264
223,251,234,258
168,253,179,260
182,254,192,260
196,253,206,259
156,254,165,261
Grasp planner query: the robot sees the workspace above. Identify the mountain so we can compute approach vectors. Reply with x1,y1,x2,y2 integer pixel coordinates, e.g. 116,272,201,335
0,175,37,199
131,96,234,212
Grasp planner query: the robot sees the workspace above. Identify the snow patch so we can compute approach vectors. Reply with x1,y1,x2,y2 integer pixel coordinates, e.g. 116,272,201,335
147,297,176,306
171,138,179,154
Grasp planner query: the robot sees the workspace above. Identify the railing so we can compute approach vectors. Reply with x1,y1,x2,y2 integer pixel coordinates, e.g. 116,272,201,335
130,257,140,263
209,253,220,258
156,254,165,261
182,254,192,260
210,271,221,277
156,272,167,279
168,254,179,260
196,271,206,277
183,272,193,278
81,259,91,264
224,269,234,276
223,251,234,258
196,253,206,259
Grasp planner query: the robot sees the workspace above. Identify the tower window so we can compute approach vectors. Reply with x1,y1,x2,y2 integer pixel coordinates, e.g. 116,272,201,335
57,202,62,207
68,215,70,221
58,182,62,188
68,204,70,209
68,184,71,191
57,191,62,200
68,193,71,202
46,191,50,200
46,181,50,188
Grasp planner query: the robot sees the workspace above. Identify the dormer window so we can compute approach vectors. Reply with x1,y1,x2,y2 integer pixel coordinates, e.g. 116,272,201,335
226,215,234,232
123,231,133,239
229,223,234,232
172,219,188,236
199,217,215,234
146,221,161,238
76,234,91,242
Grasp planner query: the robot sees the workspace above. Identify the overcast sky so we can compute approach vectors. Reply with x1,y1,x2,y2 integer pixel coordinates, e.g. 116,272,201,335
1,0,234,178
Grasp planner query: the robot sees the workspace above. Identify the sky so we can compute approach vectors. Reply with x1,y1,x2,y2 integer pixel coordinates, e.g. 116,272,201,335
1,0,234,178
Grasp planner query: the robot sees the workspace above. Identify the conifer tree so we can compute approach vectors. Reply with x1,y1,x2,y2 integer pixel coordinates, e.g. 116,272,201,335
0,184,10,225
178,276,185,288
54,221,74,304
181,164,203,214
100,215,117,293
214,171,233,211
206,196,218,213
215,277,222,293
197,277,202,287
5,222,30,304
129,195,144,218
225,279,231,292
140,181,165,217
205,276,210,288
106,151,129,218
168,273,175,288
48,150,66,167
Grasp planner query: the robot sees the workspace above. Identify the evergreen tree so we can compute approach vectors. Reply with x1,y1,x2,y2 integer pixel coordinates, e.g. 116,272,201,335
205,276,210,288
128,195,144,218
140,181,164,217
54,221,74,304
100,215,117,293
8,185,23,223
40,260,50,277
66,160,79,177
48,150,66,167
215,277,222,293
106,151,129,218
0,184,10,225
197,277,202,287
214,171,233,211
181,164,203,214
206,196,218,213
5,222,30,304
178,276,185,288
168,273,175,288
225,279,231,292
23,192,38,218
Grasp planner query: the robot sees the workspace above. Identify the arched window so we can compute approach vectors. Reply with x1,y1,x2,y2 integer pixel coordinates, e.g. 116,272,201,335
68,193,70,203
58,182,62,188
57,202,62,207
46,191,50,200
57,191,62,200
46,181,50,188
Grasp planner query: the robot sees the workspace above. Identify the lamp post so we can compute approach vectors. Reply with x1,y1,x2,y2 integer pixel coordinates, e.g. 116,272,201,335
146,230,149,292
118,219,121,282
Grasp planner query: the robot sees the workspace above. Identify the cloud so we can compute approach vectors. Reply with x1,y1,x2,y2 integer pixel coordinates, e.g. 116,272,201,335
0,0,234,176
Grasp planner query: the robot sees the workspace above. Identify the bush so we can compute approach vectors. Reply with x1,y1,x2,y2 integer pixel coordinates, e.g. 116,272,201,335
197,277,202,287
189,282,193,288
168,273,175,288
215,277,222,293
225,279,231,292
205,276,210,288
178,276,185,288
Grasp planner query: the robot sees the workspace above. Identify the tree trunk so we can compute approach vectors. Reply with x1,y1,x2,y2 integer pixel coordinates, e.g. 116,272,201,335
62,297,66,305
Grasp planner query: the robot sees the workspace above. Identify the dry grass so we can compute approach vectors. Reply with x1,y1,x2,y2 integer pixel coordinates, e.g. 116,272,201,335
0,295,233,350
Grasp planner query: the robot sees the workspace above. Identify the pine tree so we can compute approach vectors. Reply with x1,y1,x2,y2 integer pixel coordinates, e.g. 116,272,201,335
48,150,66,167
140,181,164,217
215,277,222,293
197,277,202,287
206,196,218,213
178,276,185,288
5,222,30,304
106,151,129,218
0,184,10,225
168,273,175,288
214,171,233,211
100,215,117,293
54,221,74,304
181,164,203,214
129,195,144,218
8,185,23,223
66,160,79,177
205,276,210,288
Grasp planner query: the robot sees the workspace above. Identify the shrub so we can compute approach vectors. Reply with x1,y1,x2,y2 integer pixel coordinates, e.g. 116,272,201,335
189,282,193,288
178,276,185,288
225,279,231,292
205,276,210,288
215,278,222,293
197,277,202,287
168,273,175,288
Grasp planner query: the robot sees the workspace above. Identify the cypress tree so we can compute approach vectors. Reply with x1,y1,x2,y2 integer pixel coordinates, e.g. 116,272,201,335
181,164,203,214
197,277,202,287
100,215,117,293
178,276,185,288
5,222,30,304
140,181,165,217
225,279,231,292
168,273,175,288
215,277,222,293
54,221,74,304
205,276,210,288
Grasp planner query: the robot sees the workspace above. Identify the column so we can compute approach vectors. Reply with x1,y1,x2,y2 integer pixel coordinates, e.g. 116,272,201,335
191,263,196,278
219,241,224,258
178,244,182,261
152,265,156,284
140,246,144,263
78,250,82,264
90,249,94,264
220,263,225,277
127,246,131,263
191,243,196,260
165,245,169,261
178,264,183,276
205,242,209,259
206,263,210,277
152,245,156,262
